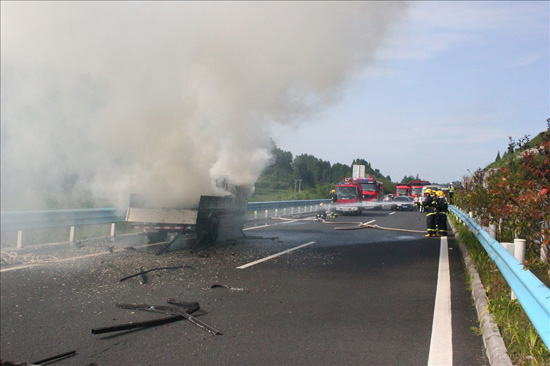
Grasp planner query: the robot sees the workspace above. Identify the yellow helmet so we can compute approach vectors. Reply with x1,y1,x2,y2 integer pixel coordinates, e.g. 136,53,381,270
319,203,324,206
436,190,444,197
331,189,336,194
425,189,432,195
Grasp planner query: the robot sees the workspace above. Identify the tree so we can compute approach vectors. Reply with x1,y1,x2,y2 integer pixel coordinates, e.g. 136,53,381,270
331,163,351,182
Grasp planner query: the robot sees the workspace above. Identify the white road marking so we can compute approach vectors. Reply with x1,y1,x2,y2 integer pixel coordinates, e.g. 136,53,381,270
427,236,453,366
389,212,395,216
237,241,317,269
243,219,299,231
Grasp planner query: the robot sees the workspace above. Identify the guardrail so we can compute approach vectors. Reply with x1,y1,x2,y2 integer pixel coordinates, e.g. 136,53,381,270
450,205,550,348
0,200,330,248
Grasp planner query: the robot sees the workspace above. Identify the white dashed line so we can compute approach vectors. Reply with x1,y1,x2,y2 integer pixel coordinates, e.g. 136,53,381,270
237,241,317,269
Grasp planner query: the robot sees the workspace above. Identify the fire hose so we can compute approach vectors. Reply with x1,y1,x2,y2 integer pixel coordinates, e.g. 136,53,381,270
276,216,426,233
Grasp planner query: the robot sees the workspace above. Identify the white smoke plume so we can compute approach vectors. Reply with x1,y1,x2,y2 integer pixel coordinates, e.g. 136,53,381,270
1,2,407,210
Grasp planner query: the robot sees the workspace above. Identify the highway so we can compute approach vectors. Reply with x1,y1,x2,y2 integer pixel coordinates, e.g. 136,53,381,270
0,209,488,365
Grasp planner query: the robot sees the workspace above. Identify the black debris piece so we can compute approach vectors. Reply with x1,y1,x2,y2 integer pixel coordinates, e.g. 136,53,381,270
32,351,76,365
92,300,221,336
91,315,184,335
119,266,184,282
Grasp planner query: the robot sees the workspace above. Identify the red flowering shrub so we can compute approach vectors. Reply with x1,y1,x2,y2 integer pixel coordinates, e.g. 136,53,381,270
456,125,550,264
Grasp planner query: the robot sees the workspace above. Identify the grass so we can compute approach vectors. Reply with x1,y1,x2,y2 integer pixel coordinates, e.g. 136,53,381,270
451,216,550,365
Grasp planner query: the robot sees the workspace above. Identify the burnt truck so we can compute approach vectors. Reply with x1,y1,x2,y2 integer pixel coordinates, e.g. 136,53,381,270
125,186,249,246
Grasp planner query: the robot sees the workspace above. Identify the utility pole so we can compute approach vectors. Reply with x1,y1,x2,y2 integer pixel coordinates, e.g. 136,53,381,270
294,179,303,192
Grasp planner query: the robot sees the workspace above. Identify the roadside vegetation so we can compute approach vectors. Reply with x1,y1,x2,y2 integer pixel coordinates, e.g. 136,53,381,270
453,121,550,365
451,218,549,365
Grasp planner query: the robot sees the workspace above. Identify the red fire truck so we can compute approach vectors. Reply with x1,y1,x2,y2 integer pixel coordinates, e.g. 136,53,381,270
395,185,410,197
334,177,363,215
408,180,430,198
355,177,384,202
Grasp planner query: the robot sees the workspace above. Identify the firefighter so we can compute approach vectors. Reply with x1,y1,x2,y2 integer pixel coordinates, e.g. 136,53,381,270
330,189,337,203
448,183,455,204
423,189,437,237
435,190,448,236
316,203,327,221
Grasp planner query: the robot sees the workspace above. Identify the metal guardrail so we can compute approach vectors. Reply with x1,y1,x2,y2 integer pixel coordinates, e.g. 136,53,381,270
1,208,127,230
450,205,550,348
247,199,330,211
0,200,331,232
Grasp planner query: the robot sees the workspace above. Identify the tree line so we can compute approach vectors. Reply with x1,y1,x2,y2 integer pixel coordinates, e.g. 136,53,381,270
254,144,422,196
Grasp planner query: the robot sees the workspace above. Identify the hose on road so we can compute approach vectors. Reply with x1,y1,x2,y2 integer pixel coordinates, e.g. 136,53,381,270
275,216,426,233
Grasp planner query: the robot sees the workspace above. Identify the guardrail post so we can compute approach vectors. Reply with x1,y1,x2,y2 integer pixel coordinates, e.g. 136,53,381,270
69,226,75,243
254,211,258,220
514,238,526,264
488,223,497,239
275,209,278,217
503,240,517,300
110,223,116,238
17,230,23,249
265,209,268,219
283,208,286,216
291,207,294,214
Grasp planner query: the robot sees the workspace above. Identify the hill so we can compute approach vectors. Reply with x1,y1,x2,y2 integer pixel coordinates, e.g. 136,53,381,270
250,143,427,201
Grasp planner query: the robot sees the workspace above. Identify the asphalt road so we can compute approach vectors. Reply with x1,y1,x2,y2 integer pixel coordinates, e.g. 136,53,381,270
1,209,488,365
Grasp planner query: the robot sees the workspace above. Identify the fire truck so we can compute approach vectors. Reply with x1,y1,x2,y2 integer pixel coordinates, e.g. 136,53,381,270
334,177,363,215
354,177,384,202
408,180,430,198
395,185,410,197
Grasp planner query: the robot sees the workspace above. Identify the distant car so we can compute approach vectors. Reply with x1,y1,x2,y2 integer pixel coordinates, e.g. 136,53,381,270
391,196,414,211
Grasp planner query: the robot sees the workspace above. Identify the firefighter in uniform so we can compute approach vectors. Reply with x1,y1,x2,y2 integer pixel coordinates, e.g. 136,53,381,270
448,183,455,204
435,190,448,236
316,202,327,221
424,189,437,237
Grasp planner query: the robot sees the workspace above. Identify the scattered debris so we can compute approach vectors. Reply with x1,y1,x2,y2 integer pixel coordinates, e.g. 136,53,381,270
243,235,279,240
91,314,185,335
91,300,200,335
210,284,244,292
32,350,76,365
106,245,115,253
119,266,184,282
92,299,221,336
116,302,221,335
0,251,57,265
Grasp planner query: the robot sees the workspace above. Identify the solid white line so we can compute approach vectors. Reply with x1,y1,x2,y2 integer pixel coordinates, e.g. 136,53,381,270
427,236,453,366
389,212,395,216
237,241,317,269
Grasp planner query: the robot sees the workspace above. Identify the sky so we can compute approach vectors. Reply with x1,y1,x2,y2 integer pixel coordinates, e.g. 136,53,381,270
274,1,549,184
1,1,548,210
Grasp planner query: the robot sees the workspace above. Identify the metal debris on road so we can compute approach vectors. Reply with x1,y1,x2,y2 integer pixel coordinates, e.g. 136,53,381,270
210,284,244,292
32,350,77,365
116,301,222,335
92,299,221,336
119,266,184,282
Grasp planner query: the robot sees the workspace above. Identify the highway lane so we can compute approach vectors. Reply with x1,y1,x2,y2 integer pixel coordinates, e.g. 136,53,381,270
0,209,488,365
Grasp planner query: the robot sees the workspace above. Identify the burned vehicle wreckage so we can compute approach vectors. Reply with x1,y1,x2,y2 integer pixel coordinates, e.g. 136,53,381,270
125,182,249,249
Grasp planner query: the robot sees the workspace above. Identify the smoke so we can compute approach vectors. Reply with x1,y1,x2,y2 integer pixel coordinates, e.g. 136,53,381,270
1,2,407,210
